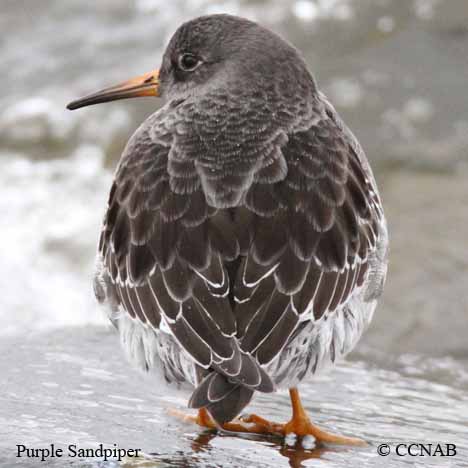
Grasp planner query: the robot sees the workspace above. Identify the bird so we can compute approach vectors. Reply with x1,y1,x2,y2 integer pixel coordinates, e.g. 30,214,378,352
67,14,388,444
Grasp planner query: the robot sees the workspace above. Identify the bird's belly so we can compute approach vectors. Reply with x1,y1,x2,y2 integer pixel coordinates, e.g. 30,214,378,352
116,313,198,390
265,291,378,389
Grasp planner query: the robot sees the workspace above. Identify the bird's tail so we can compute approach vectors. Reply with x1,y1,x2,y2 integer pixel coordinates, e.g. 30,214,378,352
189,372,253,424
188,361,274,425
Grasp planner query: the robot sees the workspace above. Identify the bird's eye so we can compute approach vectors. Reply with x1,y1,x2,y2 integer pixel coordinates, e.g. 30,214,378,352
178,53,201,72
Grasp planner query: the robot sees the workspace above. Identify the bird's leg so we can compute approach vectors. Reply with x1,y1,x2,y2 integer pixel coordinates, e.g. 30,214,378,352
196,408,217,429
168,407,217,429
278,388,367,445
224,388,367,445
170,389,366,445
170,408,281,434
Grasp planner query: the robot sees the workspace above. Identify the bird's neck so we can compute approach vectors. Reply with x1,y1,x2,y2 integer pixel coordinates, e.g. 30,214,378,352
166,91,291,208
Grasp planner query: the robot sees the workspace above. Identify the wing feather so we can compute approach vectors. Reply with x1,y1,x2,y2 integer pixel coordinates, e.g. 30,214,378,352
96,95,385,391
96,118,272,392
234,102,385,368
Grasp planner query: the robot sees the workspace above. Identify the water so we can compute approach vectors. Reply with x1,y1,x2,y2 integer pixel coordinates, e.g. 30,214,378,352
1,0,467,467
2,328,467,467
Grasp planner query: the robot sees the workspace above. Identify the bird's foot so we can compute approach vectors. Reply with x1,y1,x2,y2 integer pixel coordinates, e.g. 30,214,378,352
168,407,217,429
280,414,366,446
236,413,366,445
169,408,275,434
169,408,365,446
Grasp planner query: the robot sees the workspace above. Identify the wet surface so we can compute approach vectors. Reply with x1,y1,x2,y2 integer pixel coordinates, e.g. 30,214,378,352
1,328,467,467
1,0,467,467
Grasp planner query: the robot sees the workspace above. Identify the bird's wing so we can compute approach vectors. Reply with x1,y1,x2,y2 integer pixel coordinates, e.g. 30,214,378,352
234,99,386,367
95,112,272,390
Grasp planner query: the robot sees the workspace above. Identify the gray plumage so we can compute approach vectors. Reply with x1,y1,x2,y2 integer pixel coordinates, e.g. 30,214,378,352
93,14,388,425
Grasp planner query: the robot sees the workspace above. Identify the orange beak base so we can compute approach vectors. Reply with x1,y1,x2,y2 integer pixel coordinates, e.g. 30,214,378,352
67,69,160,110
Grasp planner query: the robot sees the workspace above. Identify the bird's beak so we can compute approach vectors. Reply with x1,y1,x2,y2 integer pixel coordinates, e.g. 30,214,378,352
66,69,160,110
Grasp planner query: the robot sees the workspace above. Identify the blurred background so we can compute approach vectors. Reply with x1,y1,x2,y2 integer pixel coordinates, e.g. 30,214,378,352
1,1,467,467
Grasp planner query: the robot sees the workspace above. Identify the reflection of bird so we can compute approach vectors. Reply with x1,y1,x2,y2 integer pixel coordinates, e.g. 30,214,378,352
67,14,388,444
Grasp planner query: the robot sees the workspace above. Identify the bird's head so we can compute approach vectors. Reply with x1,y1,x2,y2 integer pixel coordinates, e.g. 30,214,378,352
67,14,315,110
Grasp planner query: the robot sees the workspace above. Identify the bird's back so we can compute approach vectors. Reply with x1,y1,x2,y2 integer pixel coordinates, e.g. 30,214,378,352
93,86,388,424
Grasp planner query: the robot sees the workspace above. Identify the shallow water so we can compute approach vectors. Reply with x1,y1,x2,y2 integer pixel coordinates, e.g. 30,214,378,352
1,0,467,467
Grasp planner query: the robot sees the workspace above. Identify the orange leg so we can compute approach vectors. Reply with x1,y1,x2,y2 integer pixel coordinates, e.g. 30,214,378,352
235,388,365,445
170,388,366,445
279,388,366,445
169,407,217,429
169,407,280,434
